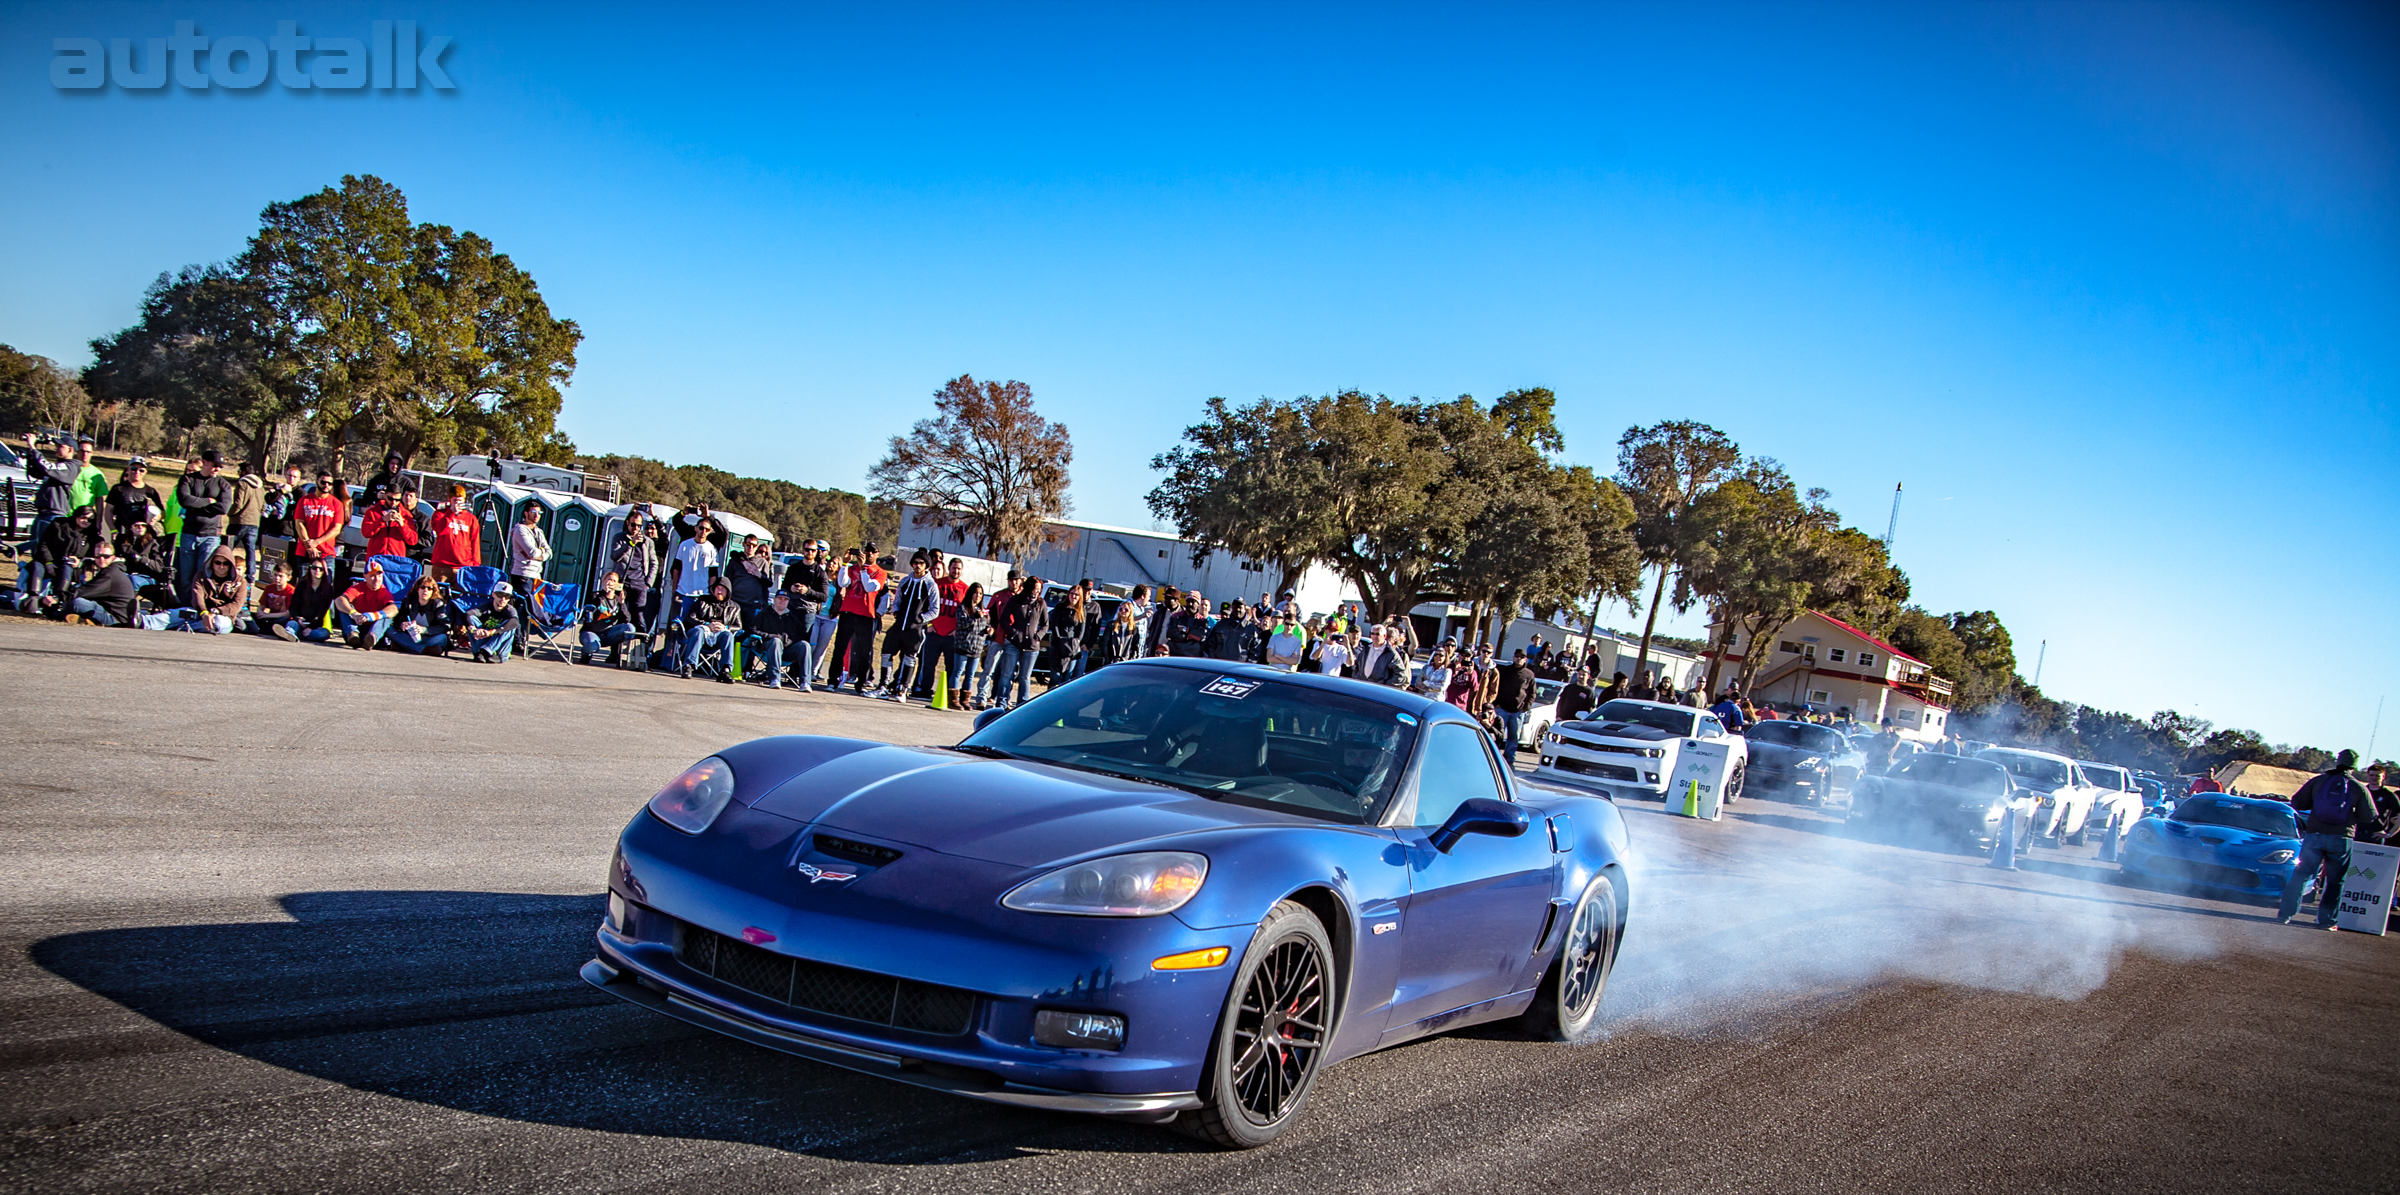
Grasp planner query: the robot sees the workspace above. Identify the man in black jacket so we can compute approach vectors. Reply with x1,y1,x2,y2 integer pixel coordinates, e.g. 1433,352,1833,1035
1493,649,1540,765
1354,625,1411,687
1162,594,1211,658
679,577,746,682
173,450,233,598
1557,669,1599,723
1206,600,1260,662
746,587,816,691
2278,750,2384,928
53,539,136,626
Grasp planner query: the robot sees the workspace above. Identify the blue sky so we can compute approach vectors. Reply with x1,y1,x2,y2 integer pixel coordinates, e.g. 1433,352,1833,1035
4,1,2394,753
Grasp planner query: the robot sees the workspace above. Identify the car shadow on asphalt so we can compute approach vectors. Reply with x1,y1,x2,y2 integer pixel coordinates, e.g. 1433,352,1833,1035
28,890,1203,1162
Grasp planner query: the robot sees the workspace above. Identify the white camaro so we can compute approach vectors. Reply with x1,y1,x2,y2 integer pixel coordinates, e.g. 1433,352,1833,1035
1534,698,1748,803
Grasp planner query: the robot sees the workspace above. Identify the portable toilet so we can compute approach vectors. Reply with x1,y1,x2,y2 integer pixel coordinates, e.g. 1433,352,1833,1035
596,502,678,593
510,489,568,579
471,483,533,571
546,494,610,587
709,509,776,556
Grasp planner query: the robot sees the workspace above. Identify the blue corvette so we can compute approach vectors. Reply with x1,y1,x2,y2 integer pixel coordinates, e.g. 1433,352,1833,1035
2119,793,2300,900
583,657,1635,1147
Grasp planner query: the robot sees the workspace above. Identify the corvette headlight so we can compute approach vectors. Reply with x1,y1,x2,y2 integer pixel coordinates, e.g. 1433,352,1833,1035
2259,849,2296,865
1003,851,1208,917
647,756,736,834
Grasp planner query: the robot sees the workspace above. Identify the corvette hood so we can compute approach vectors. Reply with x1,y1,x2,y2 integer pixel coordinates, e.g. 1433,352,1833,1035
1561,720,1679,744
749,744,1280,867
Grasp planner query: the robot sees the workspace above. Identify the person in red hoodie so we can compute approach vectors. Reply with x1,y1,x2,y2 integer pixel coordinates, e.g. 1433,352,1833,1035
361,485,420,560
291,468,349,572
427,485,481,584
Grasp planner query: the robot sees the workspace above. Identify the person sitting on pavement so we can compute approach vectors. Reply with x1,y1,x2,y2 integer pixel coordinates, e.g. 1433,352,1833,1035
744,585,815,691
47,539,137,627
580,571,640,667
462,584,522,663
177,544,248,635
270,558,341,643
391,574,457,656
2277,749,2385,928
250,560,296,636
332,559,401,650
679,576,744,682
19,503,99,613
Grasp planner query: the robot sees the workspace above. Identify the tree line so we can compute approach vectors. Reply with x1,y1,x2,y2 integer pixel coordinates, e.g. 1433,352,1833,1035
574,452,901,552
77,174,581,476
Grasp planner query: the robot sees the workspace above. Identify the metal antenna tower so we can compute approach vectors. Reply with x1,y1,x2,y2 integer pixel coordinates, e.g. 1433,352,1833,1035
2033,639,2047,689
1883,483,1903,552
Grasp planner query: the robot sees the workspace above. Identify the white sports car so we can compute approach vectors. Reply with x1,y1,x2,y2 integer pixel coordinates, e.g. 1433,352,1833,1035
1534,698,1748,804
1978,748,2103,844
2075,761,2146,835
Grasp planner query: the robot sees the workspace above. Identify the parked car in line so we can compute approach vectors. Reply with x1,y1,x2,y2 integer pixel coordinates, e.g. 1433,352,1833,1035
1534,698,1748,804
1514,678,1568,750
2075,761,2146,836
2118,794,2300,902
1847,753,2027,851
1742,720,1862,806
1976,748,2102,845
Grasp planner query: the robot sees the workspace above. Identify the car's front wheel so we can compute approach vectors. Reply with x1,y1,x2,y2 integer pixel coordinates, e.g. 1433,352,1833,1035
1177,900,1335,1148
1722,761,1745,805
1519,874,1621,1043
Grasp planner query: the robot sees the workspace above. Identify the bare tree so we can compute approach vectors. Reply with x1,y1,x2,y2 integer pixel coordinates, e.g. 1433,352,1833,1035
869,375,1073,562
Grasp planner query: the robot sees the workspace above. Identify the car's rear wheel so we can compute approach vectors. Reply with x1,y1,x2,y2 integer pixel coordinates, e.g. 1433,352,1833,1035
1177,900,1334,1148
1519,874,1621,1043
1722,761,1745,805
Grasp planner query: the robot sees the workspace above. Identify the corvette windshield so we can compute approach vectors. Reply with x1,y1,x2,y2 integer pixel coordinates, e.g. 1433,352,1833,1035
1590,701,1696,735
2173,799,2297,837
1745,722,1844,752
959,664,1418,824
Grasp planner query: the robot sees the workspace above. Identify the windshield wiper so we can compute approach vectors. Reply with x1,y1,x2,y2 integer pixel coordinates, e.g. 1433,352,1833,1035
950,744,1018,760
1055,760,1222,798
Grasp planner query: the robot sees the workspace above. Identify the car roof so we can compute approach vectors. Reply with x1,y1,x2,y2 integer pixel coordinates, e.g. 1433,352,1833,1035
1117,657,1461,722
1979,747,2073,764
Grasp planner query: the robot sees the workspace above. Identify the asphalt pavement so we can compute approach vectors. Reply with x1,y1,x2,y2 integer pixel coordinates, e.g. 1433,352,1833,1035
2,617,2393,1194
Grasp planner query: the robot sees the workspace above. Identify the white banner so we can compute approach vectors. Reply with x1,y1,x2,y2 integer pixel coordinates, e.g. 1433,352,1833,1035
2335,842,2399,935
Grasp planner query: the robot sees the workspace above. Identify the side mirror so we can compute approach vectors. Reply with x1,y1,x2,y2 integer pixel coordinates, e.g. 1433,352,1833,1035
1429,797,1531,853
972,708,1005,733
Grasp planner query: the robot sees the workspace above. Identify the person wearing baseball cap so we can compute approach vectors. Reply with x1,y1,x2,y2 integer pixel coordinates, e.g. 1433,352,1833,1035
172,449,233,598
464,581,522,663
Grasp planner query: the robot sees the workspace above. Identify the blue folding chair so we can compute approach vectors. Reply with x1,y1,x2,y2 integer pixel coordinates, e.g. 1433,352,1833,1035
449,565,505,617
369,555,421,601
526,582,583,662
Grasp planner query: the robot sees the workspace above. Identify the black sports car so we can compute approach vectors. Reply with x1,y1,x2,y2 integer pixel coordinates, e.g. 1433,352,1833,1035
1741,721,1857,805
1847,753,2027,850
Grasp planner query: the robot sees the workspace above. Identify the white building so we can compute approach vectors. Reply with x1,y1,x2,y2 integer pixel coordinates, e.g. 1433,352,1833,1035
1702,609,1956,740
896,503,1357,614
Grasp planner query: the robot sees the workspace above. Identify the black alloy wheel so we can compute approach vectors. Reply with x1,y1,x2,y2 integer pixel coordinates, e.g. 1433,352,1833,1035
1722,760,1745,805
1179,900,1334,1148
1520,874,1621,1042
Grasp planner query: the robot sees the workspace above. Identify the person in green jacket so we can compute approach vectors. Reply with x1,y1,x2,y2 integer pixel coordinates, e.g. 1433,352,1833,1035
68,436,107,531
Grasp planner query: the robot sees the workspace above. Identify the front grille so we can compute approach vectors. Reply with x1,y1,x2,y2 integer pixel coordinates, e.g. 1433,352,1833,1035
1556,757,1640,783
813,834,904,867
2143,857,2262,889
1556,735,1651,757
674,921,979,1035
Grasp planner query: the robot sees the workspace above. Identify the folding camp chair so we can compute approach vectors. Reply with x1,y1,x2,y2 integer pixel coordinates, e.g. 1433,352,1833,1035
449,565,504,618
368,554,421,601
526,582,582,663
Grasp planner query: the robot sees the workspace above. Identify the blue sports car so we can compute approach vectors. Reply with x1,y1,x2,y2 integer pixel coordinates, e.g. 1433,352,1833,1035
2118,793,2300,900
583,657,1635,1147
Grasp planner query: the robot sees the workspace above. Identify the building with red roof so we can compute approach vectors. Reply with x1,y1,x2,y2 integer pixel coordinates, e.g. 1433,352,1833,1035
1703,609,1956,740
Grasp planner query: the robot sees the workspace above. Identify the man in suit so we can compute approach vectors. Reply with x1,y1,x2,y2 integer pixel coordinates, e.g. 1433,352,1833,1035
1356,625,1410,687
